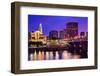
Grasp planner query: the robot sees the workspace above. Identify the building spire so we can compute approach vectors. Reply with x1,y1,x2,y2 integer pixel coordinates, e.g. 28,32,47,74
38,23,43,34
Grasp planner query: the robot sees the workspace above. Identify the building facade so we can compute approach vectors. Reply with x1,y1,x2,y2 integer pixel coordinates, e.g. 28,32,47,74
49,30,58,39
59,30,64,39
66,22,78,38
80,32,85,38
28,23,46,44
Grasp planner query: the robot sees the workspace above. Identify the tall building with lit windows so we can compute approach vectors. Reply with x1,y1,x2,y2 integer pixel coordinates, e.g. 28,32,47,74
59,29,67,39
49,30,58,39
59,30,64,39
66,22,78,38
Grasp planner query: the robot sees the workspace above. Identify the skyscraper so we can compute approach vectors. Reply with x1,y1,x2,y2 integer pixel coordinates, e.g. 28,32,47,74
66,22,78,38
49,30,58,39
38,23,43,34
59,29,67,39
59,30,64,39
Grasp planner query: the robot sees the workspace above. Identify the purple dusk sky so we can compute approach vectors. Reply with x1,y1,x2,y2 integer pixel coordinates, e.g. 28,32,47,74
28,15,88,36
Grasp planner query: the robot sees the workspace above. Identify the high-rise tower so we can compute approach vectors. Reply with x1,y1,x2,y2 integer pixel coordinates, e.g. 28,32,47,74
66,22,78,38
38,23,43,34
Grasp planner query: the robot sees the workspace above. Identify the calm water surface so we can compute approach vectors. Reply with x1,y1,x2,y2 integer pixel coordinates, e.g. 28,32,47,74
29,50,83,61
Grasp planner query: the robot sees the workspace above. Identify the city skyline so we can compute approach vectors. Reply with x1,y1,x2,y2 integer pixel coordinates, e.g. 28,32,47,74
28,15,88,61
28,15,88,36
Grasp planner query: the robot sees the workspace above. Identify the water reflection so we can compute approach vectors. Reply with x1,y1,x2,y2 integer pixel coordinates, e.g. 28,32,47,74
62,51,72,59
28,49,86,61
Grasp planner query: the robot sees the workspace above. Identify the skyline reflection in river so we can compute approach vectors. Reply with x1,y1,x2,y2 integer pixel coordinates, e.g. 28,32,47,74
28,50,85,61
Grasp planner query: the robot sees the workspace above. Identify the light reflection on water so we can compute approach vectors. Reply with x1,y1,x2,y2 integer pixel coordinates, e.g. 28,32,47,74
29,50,81,61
